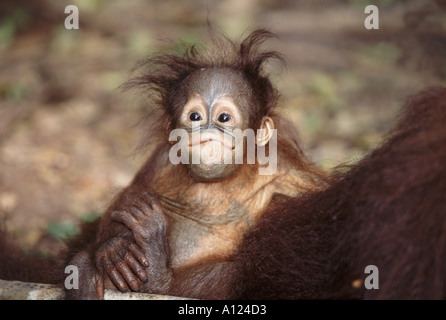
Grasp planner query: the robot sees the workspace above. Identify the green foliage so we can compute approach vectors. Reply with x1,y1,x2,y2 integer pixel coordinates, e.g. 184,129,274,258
74,0,106,13
308,73,343,112
46,221,80,241
0,8,30,51
302,110,325,135
45,212,100,242
348,0,398,8
0,82,29,101
81,211,102,223
168,32,202,55
356,42,402,65
49,26,82,55
126,31,155,57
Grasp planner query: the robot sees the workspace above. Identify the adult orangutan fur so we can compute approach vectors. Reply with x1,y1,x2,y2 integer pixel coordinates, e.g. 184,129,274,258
231,86,446,299
0,29,445,300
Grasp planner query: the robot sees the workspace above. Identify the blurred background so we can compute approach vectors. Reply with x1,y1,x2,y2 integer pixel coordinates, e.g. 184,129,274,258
0,0,445,255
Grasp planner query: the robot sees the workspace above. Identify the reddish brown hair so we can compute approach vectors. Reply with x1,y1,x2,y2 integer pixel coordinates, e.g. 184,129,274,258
123,29,284,134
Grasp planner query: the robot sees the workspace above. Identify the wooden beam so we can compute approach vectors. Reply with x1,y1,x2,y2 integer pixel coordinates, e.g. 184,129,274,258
0,279,190,300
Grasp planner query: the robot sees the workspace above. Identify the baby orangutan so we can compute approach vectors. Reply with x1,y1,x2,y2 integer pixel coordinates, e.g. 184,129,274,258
65,29,324,299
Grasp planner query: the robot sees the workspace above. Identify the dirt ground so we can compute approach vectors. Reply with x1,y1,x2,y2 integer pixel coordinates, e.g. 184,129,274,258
0,0,445,254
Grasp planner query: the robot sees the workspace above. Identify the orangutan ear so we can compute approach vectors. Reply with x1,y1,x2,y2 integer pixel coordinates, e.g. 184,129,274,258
256,116,275,147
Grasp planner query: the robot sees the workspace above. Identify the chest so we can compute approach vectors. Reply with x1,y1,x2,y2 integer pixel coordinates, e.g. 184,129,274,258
160,188,258,268
150,166,306,268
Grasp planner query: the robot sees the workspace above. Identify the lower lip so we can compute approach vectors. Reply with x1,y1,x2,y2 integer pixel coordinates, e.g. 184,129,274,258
190,140,235,150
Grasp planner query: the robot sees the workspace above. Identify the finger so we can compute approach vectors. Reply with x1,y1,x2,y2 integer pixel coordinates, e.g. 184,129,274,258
124,251,148,283
150,200,163,214
142,199,163,215
103,257,130,293
111,251,141,292
116,260,142,292
124,209,148,238
111,211,137,230
129,206,146,220
128,242,149,267
94,272,105,299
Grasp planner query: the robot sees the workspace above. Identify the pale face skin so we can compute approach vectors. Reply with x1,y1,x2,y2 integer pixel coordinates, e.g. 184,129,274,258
174,67,274,181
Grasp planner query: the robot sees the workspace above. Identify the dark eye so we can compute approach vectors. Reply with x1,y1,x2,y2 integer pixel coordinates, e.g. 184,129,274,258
189,112,202,121
218,113,231,123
